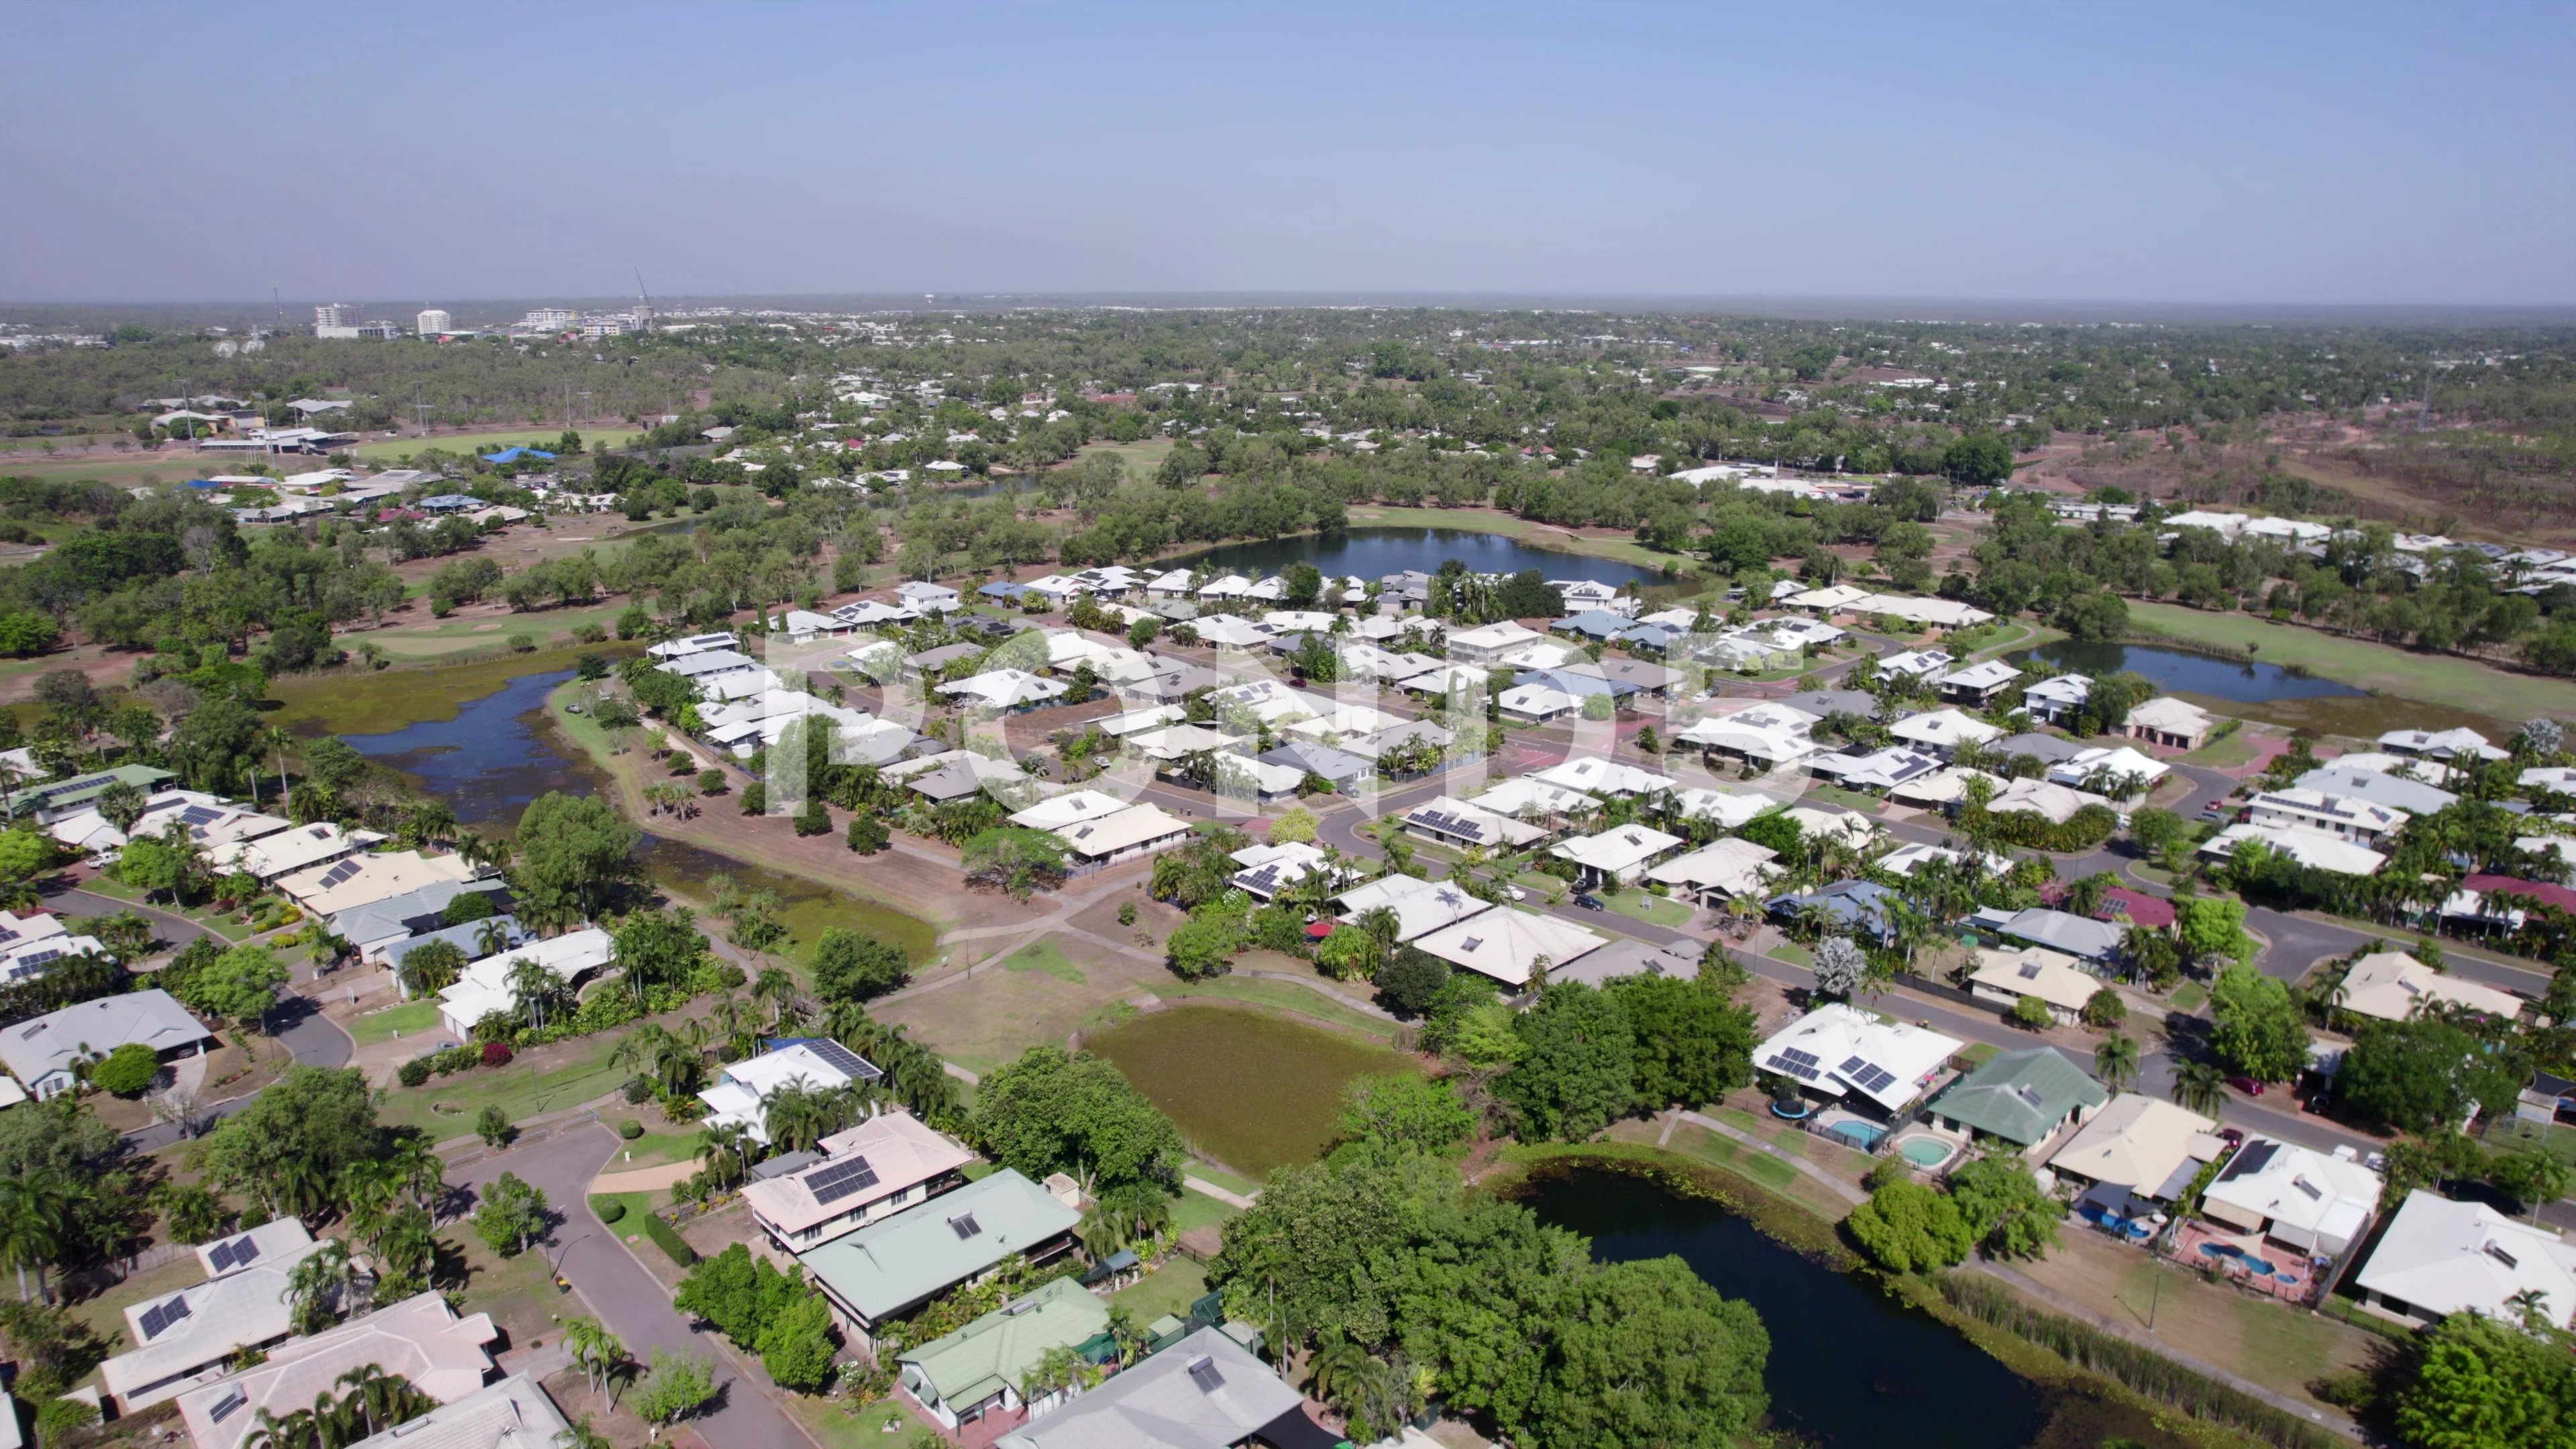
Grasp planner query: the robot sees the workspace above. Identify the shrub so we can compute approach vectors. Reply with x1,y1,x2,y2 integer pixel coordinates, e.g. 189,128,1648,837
619,1118,645,1140
643,1212,698,1265
572,623,608,643
698,768,724,795
397,1057,433,1088
1118,902,1138,926
623,1074,655,1104
506,633,536,653
90,1042,160,1096
740,782,767,814
2009,994,2055,1030
794,797,830,836
846,814,889,853
476,1104,514,1148
2082,987,2128,1029
480,1040,513,1067
595,1198,627,1224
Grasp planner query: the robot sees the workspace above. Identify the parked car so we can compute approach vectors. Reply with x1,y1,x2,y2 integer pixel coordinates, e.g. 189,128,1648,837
2218,1127,2247,1147
1505,884,1527,902
1572,892,1606,910
2224,1075,2265,1096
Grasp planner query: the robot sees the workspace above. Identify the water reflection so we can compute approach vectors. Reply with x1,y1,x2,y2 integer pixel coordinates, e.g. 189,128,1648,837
1168,525,1663,590
2011,639,2514,738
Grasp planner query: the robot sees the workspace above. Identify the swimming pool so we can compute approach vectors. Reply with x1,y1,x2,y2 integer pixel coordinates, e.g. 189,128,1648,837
1898,1136,1957,1168
1826,1122,1890,1150
2200,1242,2282,1278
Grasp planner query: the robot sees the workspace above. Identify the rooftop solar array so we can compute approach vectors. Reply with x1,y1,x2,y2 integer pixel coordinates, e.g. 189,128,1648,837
802,1039,881,1081
1847,1062,1899,1095
1768,1047,1821,1082
948,1212,983,1240
0,926,20,946
315,860,363,889
138,1294,192,1340
207,1234,262,1272
805,1155,881,1205
1407,809,1489,842
178,804,224,828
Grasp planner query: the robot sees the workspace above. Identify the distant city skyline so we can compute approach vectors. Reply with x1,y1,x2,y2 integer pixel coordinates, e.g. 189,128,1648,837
3,1,2568,306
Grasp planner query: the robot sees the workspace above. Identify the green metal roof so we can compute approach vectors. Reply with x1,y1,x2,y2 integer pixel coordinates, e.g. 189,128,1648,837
1929,1045,2109,1145
798,1168,1081,1323
898,1277,1109,1411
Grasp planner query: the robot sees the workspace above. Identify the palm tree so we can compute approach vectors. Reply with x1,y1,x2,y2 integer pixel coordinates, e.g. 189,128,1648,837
763,1079,829,1155
564,1316,627,1402
404,800,458,851
474,918,513,958
2093,1032,2142,1094
284,1238,356,1334
2171,1060,2226,1116
506,957,564,1032
262,725,297,807
245,1405,319,1449
696,1122,753,1190
752,967,799,1033
612,1023,697,1095
0,1169,71,1301
384,1133,446,1216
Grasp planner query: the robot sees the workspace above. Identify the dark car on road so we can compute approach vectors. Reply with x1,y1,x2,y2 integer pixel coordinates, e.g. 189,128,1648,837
1573,892,1606,910
2225,1075,2265,1096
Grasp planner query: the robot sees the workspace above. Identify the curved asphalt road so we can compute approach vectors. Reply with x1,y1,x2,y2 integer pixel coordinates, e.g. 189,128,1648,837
451,1125,817,1448
49,885,358,1150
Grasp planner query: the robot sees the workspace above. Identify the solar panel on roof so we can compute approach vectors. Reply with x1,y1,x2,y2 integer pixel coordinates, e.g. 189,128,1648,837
1768,1054,1820,1082
0,928,20,945
802,1040,879,1081
948,1213,983,1240
178,805,223,828
1777,1048,1821,1070
1837,1055,1868,1075
806,1155,881,1205
1852,1065,1898,1095
13,949,60,971
210,1387,246,1423
208,1239,234,1272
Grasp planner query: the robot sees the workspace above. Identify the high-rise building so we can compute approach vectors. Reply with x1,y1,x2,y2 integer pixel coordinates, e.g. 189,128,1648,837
417,309,453,337
314,303,356,329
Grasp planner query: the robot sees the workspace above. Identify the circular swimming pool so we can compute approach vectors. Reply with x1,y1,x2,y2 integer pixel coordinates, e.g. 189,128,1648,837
1898,1135,1959,1169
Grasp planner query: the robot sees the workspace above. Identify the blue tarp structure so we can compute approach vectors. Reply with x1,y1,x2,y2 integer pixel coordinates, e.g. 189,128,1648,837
479,446,556,464
184,479,221,489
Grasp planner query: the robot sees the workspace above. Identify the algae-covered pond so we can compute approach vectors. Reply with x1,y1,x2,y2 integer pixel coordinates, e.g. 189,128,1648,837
1085,1004,1418,1178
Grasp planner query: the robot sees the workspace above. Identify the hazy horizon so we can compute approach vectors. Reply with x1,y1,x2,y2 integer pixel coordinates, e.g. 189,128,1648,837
5,1,2569,307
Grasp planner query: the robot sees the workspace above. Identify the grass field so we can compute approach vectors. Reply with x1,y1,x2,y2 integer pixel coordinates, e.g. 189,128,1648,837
376,1039,625,1140
2127,601,2576,719
1000,938,1087,983
267,642,623,735
350,1000,442,1045
1110,1256,1208,1326
1087,1004,1413,1177
1600,888,1694,928
352,429,641,462
1346,504,1681,572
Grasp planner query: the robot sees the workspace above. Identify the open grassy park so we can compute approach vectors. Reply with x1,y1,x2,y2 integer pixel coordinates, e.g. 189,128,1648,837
2127,600,2576,720
1085,1004,1416,1177
351,427,641,462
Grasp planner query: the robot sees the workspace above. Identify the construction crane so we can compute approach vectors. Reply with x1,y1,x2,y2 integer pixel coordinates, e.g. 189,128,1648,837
633,267,655,330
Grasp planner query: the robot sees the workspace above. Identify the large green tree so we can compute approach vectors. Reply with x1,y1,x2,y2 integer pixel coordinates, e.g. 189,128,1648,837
2392,1309,2576,1449
2207,963,2311,1083
809,928,909,1004
973,1046,1184,1195
1605,973,1755,1112
1533,1256,1771,1449
511,791,641,924
1498,983,1635,1141
204,1067,383,1219
1845,1179,1974,1273
2340,1015,2524,1133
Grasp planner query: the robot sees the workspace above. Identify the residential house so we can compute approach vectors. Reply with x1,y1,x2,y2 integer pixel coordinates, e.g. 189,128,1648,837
2334,951,2525,1023
2049,745,2169,798
1548,937,1701,988
991,1326,1311,1449
1411,908,1608,986
2378,727,2507,763
1342,718,1454,771
2200,1139,2381,1258
1754,1004,1963,1117
174,1291,501,1449
1256,741,1373,792
1877,648,1953,680
1401,796,1546,851
2023,674,2092,726
1006,790,1132,833
49,791,290,857
2352,1189,2576,1328
939,669,1069,712
211,821,382,881
885,750,1030,802
1935,660,2021,706
1332,873,1493,942
434,928,613,1040
1986,777,2112,824
1053,804,1192,867
1784,804,1880,850
2047,1094,2224,1216
331,1376,570,1449
896,580,962,612
1810,745,1944,794
900,1278,1112,1434
1967,945,2101,1026
1647,839,1780,907
11,765,180,825
1468,777,1599,826
1668,787,1774,830
1765,879,1897,944
2096,887,2176,934
1778,689,1880,720
2125,697,2215,750
100,1220,329,1411
1228,842,1335,901
278,850,485,916
1446,621,1548,663
1497,683,1582,724
333,880,510,961
2200,822,2386,877
1887,708,2004,758
1564,657,1686,698
2244,790,2408,847
742,1110,975,1251
799,1169,1082,1337
698,1039,884,1144
1550,825,1684,888
1527,757,1675,798
1972,906,2125,965
1927,1046,2108,1149
0,989,212,1100
2295,763,2456,816
1551,578,1629,615
1992,733,2087,768
1676,701,1823,767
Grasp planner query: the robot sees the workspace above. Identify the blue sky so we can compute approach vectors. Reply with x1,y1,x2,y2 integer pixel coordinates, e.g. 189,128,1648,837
5,1,2569,305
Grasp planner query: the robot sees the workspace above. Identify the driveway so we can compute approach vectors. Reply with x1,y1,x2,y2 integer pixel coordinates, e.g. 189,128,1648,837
451,1124,816,1449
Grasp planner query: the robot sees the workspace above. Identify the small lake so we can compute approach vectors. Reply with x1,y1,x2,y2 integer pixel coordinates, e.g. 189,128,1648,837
337,662,937,959
1084,1004,1416,1177
1169,525,1664,591
1519,1169,2184,1449
2010,640,2514,739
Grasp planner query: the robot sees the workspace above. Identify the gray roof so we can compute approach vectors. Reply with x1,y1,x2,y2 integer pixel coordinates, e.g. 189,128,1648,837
1994,733,2086,765
382,915,527,971
1548,937,1698,988
1996,908,2125,961
2295,765,2458,816
800,1169,1080,1324
906,643,983,671
1931,1046,2110,1145
1256,741,1373,786
332,879,508,945
0,989,211,1087
1779,690,1880,720
994,1326,1305,1449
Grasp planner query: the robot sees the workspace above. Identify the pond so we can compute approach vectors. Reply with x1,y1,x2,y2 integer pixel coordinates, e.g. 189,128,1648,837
2010,639,2516,740
1518,1168,2185,1449
1168,525,1665,592
1083,1004,1415,1178
335,660,938,960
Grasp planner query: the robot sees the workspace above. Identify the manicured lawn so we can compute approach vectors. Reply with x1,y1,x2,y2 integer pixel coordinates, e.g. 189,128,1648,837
1174,1187,1241,1234
351,428,641,462
604,1128,705,1170
76,877,256,941
1668,1124,1800,1191
2128,601,2576,718
2183,724,2263,769
1803,785,1884,815
376,1039,626,1141
588,1190,663,1233
350,1000,443,1045
1957,1042,2001,1065
1110,1256,1208,1325
1179,1161,1263,1199
2169,983,2208,1012
1601,888,1693,928
1000,939,1087,983
1769,943,1814,967
2487,1117,2576,1167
